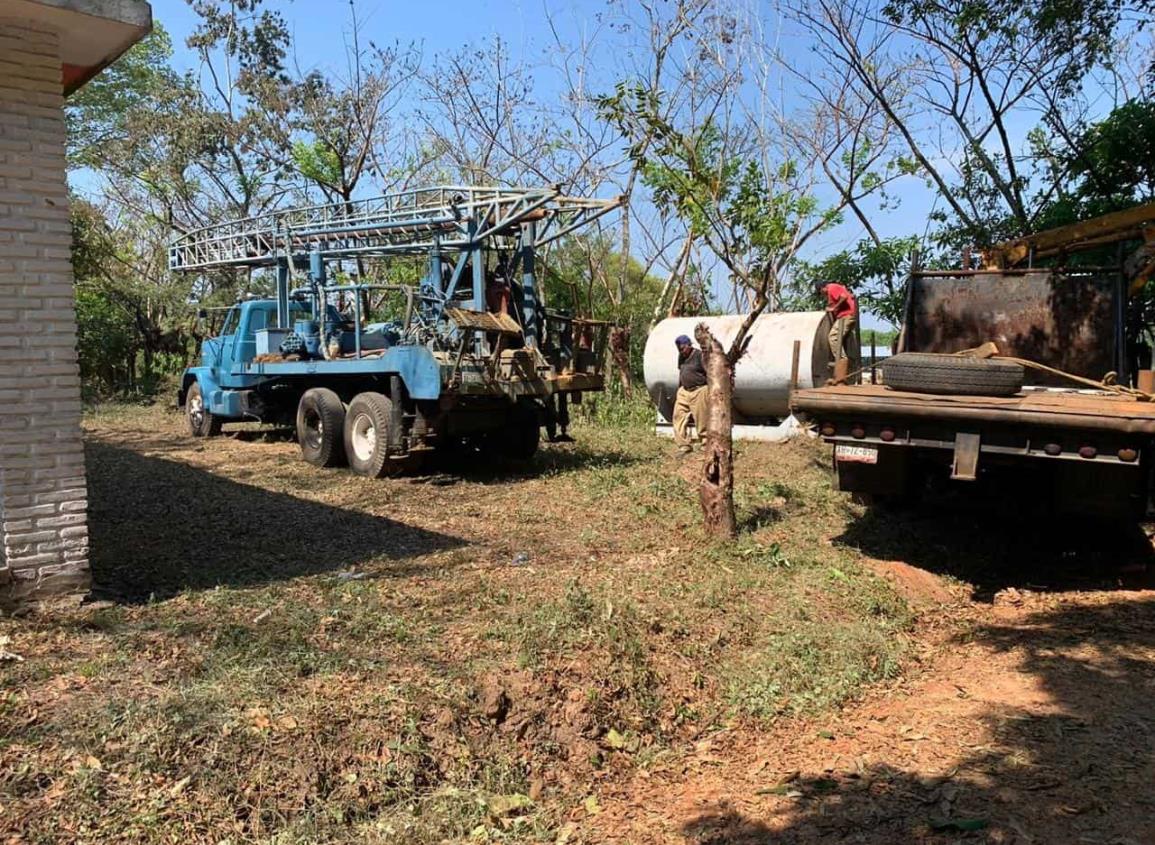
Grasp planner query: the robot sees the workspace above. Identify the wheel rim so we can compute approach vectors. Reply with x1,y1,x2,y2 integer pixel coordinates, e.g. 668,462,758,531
350,412,377,462
303,408,323,450
189,393,204,429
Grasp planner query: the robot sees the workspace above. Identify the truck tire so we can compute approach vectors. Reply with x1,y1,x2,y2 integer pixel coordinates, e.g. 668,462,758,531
500,403,540,460
186,380,222,437
344,392,415,477
297,388,346,467
881,352,1024,397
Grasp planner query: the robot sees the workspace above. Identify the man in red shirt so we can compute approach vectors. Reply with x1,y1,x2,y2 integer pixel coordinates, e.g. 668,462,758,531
817,281,858,363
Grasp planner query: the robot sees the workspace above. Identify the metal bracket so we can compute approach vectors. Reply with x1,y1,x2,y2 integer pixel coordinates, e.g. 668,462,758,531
951,432,981,481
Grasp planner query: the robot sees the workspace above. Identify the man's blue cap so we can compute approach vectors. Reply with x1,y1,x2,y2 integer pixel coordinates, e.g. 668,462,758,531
675,335,692,347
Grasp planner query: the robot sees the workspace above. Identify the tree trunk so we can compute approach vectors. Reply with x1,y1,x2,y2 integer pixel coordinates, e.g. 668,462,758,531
695,323,737,539
609,326,632,393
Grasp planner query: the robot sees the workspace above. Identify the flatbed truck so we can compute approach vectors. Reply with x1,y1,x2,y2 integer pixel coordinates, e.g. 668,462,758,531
792,204,1155,519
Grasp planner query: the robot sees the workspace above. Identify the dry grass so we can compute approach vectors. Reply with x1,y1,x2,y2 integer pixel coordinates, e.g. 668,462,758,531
0,401,911,843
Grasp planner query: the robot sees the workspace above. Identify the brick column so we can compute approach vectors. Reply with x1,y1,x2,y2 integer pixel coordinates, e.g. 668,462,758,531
0,19,89,606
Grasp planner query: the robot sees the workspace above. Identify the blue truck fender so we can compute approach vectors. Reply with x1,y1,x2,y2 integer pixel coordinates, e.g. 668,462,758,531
178,368,221,409
383,346,442,400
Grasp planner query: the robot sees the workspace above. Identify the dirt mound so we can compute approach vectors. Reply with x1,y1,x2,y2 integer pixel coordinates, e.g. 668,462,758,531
869,559,956,609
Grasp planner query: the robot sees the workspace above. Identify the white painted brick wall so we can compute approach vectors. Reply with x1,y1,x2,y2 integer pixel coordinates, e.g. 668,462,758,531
0,19,89,606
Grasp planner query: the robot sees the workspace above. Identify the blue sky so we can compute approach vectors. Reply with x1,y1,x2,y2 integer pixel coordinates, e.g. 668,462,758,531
155,0,620,87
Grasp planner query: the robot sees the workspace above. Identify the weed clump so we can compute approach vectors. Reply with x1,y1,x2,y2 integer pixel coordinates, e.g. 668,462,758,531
727,620,905,719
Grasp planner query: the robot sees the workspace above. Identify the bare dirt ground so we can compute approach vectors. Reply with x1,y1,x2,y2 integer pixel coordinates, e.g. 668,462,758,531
3,404,1155,844
592,522,1155,845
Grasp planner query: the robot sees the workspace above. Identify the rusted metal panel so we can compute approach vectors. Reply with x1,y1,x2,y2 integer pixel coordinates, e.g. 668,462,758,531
905,271,1119,383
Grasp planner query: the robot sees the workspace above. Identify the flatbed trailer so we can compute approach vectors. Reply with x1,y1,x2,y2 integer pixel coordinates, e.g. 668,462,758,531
792,382,1155,519
794,384,1155,436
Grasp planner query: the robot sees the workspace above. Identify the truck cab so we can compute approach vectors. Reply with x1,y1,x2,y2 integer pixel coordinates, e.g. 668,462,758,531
181,300,297,421
198,301,270,373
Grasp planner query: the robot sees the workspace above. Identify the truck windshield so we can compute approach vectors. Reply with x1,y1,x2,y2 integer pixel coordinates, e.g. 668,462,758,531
220,307,239,337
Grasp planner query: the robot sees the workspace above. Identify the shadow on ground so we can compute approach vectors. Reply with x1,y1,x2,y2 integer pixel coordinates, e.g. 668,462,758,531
207,424,646,484
837,501,1155,599
86,441,466,603
420,440,647,483
680,597,1155,843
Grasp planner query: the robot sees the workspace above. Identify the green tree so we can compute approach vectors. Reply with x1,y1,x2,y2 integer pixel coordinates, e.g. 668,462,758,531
66,0,307,397
793,0,1146,252
600,78,842,536
540,232,666,379
1033,98,1155,230
65,26,179,169
71,201,194,396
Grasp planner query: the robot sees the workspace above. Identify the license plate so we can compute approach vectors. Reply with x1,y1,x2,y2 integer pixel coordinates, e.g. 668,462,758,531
835,444,878,464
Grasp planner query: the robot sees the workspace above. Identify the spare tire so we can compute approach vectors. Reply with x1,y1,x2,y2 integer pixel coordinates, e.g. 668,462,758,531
881,352,1024,397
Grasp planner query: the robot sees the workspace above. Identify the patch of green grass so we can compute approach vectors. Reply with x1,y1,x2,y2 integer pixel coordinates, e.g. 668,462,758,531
706,537,793,571
497,579,662,729
755,480,799,502
727,618,905,718
718,556,912,720
573,385,656,431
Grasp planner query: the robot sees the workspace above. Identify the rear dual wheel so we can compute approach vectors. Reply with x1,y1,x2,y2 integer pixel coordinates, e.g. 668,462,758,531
344,392,420,477
297,387,346,467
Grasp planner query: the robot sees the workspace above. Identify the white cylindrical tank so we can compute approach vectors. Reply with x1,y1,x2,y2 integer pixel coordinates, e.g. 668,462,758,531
644,311,840,423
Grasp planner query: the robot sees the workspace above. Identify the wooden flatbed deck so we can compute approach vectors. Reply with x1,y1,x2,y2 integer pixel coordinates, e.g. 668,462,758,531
791,384,1155,434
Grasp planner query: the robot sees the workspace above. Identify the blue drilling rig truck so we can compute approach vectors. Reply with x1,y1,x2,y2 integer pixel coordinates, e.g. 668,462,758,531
171,186,621,476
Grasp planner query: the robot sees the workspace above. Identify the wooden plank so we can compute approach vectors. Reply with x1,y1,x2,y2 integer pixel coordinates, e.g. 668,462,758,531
793,383,1155,421
445,307,523,335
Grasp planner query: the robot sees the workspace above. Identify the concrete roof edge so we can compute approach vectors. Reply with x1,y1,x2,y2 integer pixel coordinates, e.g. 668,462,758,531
27,0,150,28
